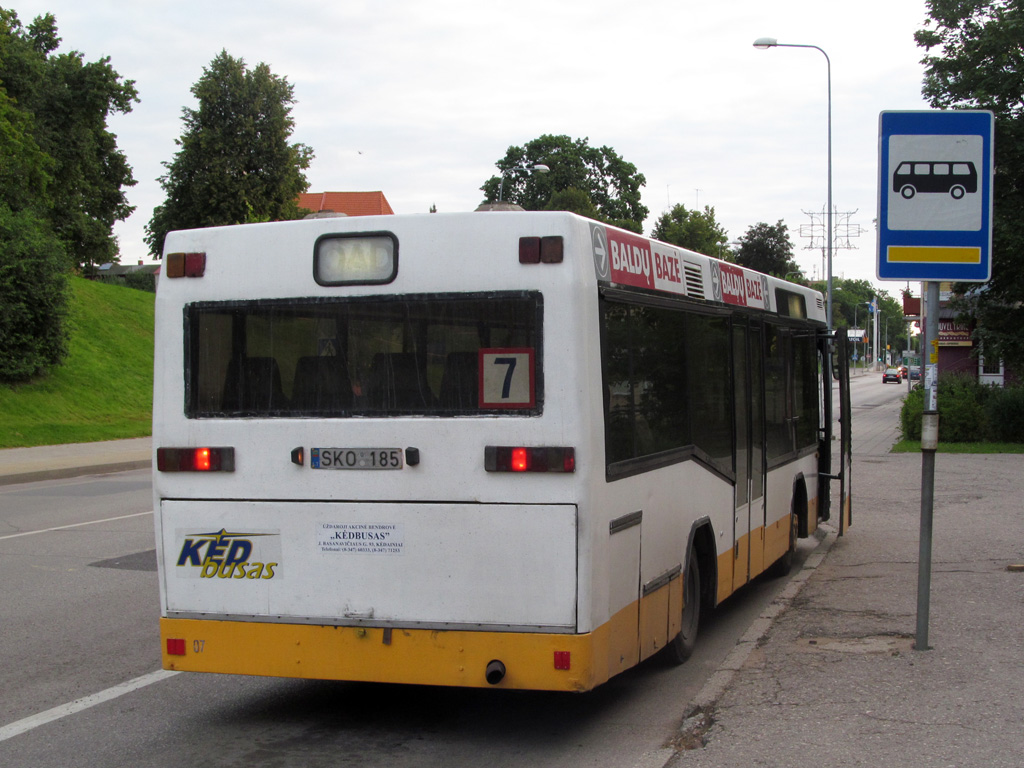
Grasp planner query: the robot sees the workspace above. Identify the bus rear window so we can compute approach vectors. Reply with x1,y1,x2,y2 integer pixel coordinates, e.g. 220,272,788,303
185,292,542,417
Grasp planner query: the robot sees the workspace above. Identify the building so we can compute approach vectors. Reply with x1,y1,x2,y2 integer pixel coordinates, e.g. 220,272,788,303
904,290,1016,387
296,191,394,217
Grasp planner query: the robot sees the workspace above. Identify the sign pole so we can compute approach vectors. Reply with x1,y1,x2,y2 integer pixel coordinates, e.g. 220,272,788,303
915,280,940,650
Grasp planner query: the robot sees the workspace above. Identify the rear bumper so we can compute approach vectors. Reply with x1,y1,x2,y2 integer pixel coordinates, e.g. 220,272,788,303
161,617,607,692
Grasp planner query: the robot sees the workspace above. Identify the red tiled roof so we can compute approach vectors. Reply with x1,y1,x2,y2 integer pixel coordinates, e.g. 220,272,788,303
297,191,394,216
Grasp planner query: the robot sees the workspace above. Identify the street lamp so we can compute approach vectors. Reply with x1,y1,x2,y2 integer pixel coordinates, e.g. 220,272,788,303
498,163,549,203
753,37,833,331
718,240,742,260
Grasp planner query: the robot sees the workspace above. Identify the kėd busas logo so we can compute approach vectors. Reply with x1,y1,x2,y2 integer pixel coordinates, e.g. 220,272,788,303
175,528,280,579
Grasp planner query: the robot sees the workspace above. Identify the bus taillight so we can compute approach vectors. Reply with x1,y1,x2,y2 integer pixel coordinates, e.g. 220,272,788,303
485,446,575,473
157,447,235,472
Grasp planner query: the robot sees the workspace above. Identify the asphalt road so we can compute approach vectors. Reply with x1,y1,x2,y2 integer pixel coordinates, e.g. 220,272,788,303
0,375,896,768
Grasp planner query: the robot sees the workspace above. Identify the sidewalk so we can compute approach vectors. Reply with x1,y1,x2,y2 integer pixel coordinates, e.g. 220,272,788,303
0,437,151,486
668,392,1024,766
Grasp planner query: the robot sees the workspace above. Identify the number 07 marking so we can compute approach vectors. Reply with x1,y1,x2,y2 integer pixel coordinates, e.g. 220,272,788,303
479,348,535,409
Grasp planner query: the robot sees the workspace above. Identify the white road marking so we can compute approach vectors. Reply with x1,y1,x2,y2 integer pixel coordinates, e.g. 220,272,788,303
0,669,179,743
0,510,153,541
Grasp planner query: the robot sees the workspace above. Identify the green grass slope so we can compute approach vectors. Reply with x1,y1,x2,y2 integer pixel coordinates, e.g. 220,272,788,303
0,276,154,448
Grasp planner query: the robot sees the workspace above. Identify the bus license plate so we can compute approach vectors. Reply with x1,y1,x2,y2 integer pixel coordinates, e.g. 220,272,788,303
311,448,404,470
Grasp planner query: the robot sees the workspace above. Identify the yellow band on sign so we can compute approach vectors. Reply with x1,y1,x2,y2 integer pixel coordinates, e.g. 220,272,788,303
888,246,982,264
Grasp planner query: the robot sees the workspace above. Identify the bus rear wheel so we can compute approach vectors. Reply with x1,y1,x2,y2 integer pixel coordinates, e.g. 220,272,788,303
665,550,701,664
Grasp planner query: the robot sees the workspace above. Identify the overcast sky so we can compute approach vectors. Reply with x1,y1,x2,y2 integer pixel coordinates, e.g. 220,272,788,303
11,0,932,295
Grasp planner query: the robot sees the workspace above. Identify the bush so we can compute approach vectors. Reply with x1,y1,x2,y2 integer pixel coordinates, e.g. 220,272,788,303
899,373,1024,443
122,271,156,293
939,373,989,442
986,385,1024,442
900,386,925,440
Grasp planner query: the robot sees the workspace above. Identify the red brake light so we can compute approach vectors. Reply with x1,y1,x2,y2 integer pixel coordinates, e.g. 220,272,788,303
157,447,235,472
194,448,211,471
512,447,528,472
485,446,575,473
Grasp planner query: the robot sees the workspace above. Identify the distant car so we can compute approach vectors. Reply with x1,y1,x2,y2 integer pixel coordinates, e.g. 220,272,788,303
909,368,921,381
882,367,902,383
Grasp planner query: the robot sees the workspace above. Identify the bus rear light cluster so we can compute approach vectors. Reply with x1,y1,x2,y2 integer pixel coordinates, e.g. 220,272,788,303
485,446,575,473
165,252,206,278
157,447,235,472
519,236,563,264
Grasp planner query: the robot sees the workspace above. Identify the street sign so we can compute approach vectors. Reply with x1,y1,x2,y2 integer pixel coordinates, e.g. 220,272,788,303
877,110,994,282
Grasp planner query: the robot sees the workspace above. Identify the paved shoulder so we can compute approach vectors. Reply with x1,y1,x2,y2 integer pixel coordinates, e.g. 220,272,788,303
0,437,152,485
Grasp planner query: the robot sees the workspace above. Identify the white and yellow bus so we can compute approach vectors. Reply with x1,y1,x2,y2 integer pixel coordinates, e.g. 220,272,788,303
153,211,852,692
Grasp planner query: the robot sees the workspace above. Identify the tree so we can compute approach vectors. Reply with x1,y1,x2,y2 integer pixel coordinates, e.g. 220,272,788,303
0,89,69,380
544,187,601,220
480,135,648,230
916,0,1024,371
146,50,314,258
650,204,729,257
734,220,801,278
0,10,137,273
813,278,905,364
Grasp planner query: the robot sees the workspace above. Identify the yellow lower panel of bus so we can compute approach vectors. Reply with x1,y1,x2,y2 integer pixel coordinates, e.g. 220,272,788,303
764,517,788,566
715,496,824,602
162,580,685,693
163,616,621,692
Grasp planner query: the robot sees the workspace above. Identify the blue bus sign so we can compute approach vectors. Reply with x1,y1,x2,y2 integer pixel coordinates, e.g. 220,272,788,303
877,110,993,282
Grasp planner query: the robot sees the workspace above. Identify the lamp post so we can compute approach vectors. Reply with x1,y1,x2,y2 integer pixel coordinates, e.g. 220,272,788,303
753,37,833,331
861,301,873,372
498,163,549,203
854,303,860,373
884,316,889,366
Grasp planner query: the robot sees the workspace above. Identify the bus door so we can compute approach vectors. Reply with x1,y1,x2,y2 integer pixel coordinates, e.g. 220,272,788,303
834,332,853,534
819,331,853,534
732,320,766,586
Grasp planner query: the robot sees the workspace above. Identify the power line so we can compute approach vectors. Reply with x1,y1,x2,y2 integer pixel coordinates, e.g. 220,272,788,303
799,207,867,280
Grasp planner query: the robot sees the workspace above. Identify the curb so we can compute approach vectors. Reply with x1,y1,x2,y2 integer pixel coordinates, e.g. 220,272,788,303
0,459,151,487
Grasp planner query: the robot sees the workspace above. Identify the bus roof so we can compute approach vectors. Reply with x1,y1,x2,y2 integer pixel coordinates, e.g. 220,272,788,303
160,211,826,324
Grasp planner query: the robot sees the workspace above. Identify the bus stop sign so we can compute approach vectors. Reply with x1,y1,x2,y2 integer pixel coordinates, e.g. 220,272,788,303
877,110,993,282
